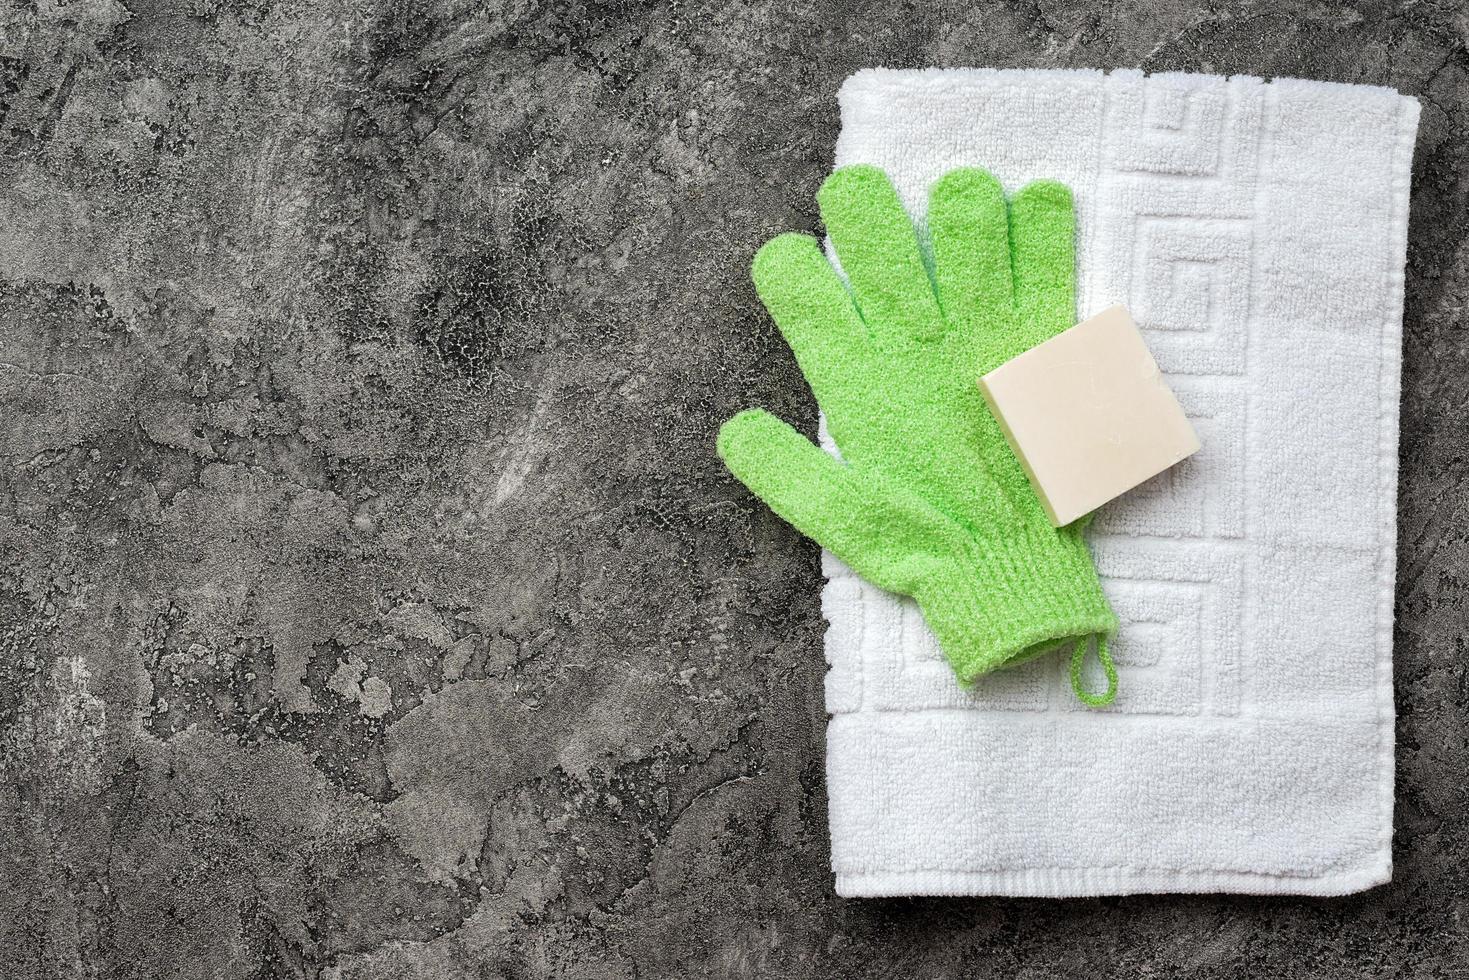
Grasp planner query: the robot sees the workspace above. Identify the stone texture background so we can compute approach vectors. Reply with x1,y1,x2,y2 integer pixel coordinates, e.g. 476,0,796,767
0,1,1465,977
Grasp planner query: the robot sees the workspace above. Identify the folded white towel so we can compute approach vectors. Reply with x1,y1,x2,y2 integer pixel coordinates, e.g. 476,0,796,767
823,68,1418,897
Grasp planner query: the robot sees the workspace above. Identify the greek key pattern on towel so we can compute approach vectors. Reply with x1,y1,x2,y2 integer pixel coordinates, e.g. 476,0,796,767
823,71,1407,719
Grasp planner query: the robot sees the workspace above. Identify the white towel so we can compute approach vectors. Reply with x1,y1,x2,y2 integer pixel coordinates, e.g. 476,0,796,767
822,68,1418,897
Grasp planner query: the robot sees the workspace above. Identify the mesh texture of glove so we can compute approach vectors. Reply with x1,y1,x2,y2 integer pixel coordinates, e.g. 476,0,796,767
718,164,1118,704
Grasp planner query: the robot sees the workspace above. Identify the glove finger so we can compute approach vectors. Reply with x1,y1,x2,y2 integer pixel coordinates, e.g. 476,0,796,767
717,408,951,595
818,165,944,343
1009,180,1078,346
928,167,1013,330
752,232,870,407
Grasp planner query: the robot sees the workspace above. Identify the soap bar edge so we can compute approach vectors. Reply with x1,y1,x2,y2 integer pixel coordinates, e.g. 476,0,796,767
978,374,1067,526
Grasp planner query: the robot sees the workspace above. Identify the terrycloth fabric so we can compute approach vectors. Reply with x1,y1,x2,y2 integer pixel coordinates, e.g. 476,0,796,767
719,166,1117,696
823,68,1418,897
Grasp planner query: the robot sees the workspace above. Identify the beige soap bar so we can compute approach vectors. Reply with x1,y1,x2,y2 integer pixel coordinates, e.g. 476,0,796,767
979,304,1200,527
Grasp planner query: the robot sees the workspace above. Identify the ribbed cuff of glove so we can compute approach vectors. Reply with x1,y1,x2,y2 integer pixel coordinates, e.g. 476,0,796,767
916,529,1117,688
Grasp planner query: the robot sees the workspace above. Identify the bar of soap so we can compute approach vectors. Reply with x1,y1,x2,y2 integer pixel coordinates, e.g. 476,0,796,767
979,304,1200,527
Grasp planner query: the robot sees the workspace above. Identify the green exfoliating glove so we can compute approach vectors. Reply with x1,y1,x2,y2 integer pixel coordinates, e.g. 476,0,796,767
719,165,1119,705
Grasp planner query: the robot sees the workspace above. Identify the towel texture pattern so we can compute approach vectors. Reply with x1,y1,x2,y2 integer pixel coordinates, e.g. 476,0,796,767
823,68,1418,897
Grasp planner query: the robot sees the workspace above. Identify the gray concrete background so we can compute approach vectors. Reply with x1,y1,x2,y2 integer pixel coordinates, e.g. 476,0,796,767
0,1,1465,977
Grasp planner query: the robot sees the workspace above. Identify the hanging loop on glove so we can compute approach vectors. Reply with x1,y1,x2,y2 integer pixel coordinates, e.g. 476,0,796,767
1069,633,1117,707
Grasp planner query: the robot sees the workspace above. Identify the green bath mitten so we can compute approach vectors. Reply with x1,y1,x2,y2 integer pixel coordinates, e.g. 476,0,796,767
719,165,1118,704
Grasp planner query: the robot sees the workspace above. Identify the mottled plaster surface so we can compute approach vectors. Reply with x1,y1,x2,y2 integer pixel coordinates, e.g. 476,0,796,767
0,1,1465,977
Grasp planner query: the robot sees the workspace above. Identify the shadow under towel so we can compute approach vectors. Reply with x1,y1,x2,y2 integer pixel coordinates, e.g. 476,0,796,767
821,68,1418,897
